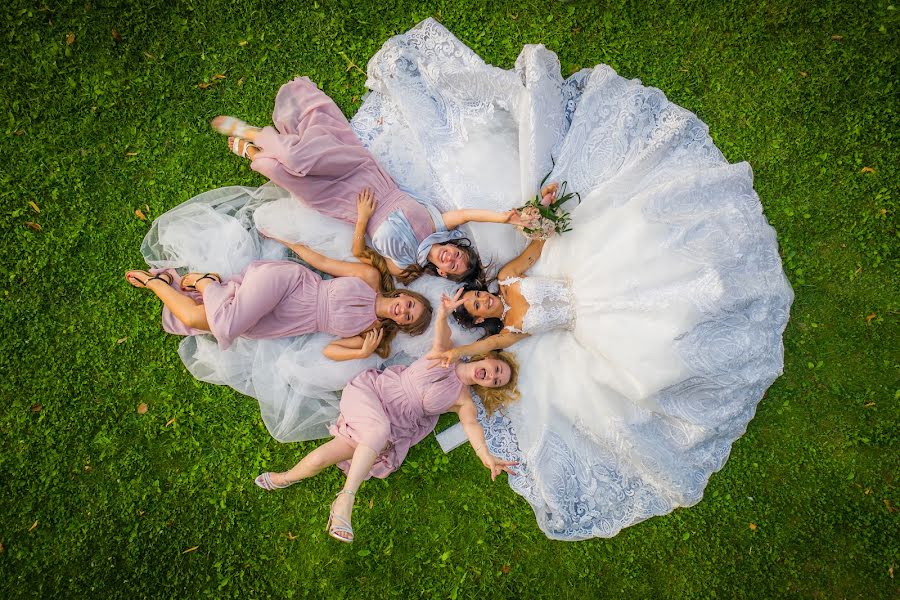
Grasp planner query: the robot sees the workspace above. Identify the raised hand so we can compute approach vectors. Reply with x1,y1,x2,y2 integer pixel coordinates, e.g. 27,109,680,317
440,288,466,313
540,181,559,203
425,347,463,369
356,188,377,220
360,328,385,357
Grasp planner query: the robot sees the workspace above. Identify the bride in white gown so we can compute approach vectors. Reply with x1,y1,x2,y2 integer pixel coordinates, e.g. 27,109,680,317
142,18,792,540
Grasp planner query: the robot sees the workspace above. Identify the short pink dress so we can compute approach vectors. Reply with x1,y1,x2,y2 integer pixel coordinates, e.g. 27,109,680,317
330,356,464,479
160,260,377,350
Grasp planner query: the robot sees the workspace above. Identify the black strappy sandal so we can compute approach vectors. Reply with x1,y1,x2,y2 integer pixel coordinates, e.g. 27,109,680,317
125,270,173,289
181,272,221,291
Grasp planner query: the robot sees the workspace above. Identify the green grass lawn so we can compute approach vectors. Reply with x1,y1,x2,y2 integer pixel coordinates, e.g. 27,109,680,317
1,0,897,597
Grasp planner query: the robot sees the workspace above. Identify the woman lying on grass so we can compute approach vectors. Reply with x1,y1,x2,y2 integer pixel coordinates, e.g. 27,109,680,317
253,292,520,543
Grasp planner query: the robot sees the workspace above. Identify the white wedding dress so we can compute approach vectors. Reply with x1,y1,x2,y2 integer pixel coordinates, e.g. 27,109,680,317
142,18,792,540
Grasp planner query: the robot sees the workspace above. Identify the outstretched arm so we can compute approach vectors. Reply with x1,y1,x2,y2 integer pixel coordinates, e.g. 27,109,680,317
427,329,527,368
451,394,517,481
264,234,382,291
431,290,464,354
498,239,545,280
442,209,529,230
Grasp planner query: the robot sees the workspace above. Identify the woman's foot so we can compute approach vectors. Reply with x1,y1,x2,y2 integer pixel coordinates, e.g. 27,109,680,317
125,270,172,289
254,472,295,491
227,136,258,160
327,490,355,543
210,116,260,140
180,272,222,291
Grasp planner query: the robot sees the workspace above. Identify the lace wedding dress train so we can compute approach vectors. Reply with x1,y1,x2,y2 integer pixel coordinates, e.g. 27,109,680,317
353,19,792,540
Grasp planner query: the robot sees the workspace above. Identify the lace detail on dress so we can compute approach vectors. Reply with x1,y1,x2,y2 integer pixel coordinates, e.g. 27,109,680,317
499,276,575,334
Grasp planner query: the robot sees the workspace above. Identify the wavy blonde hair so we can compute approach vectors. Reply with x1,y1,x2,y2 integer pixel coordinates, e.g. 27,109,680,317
469,350,520,414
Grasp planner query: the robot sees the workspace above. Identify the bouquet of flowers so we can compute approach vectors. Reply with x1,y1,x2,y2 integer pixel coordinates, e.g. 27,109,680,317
514,177,580,240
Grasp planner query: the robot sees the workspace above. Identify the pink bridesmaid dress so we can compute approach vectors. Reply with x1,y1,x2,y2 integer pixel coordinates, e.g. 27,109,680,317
250,77,463,269
330,356,464,479
160,260,377,350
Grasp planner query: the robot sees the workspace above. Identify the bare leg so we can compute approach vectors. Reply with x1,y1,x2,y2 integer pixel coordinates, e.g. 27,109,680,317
147,279,209,330
330,444,379,540
126,270,209,330
269,437,356,486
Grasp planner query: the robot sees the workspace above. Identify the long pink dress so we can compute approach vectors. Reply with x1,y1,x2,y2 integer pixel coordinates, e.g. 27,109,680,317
250,77,463,269
330,356,464,479
160,260,377,350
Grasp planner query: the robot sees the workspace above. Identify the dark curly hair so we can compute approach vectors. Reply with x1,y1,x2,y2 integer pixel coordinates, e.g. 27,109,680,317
451,280,504,337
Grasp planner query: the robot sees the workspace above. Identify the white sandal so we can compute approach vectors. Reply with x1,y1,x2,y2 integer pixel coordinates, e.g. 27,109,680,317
228,137,257,159
326,490,355,543
210,115,259,138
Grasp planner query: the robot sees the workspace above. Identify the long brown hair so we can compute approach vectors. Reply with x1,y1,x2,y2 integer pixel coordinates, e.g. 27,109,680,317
358,247,433,358
469,350,520,414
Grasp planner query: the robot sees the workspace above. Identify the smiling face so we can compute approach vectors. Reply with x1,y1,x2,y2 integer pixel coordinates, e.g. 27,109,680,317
429,243,470,277
387,293,426,326
461,290,502,323
470,357,512,388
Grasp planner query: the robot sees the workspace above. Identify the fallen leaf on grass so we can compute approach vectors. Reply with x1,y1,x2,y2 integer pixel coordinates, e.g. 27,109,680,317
111,28,123,42
864,402,876,408
0,541,5,553
66,32,75,45
860,166,876,173
28,201,40,213
500,565,511,575
890,564,895,579
31,403,42,412
24,222,41,231
286,532,297,540
28,521,38,532
143,204,149,213
239,40,248,46
885,499,897,513
116,337,128,344
198,82,211,89
144,52,156,60
212,73,226,80
126,151,138,156
368,498,374,509
165,417,176,427
14,130,25,136
83,465,92,472
831,35,843,40
134,208,147,221
182,545,199,554
749,522,758,531
799,71,808,77
137,403,148,414
865,312,877,323
237,78,244,86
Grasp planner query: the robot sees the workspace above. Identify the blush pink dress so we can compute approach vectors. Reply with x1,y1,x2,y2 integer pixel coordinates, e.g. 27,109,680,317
250,77,463,269
330,356,464,479
160,260,377,350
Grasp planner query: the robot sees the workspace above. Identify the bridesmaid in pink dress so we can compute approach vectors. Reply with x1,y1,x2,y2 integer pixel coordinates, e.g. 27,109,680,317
253,292,521,543
210,76,531,284
125,236,432,361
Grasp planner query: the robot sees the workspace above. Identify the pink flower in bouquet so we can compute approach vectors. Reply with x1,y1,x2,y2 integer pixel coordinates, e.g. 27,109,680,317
540,193,554,207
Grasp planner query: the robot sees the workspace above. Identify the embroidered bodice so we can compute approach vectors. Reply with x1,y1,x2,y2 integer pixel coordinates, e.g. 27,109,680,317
499,276,576,334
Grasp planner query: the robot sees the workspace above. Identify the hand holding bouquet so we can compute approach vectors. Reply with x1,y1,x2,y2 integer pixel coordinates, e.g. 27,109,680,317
513,178,580,240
